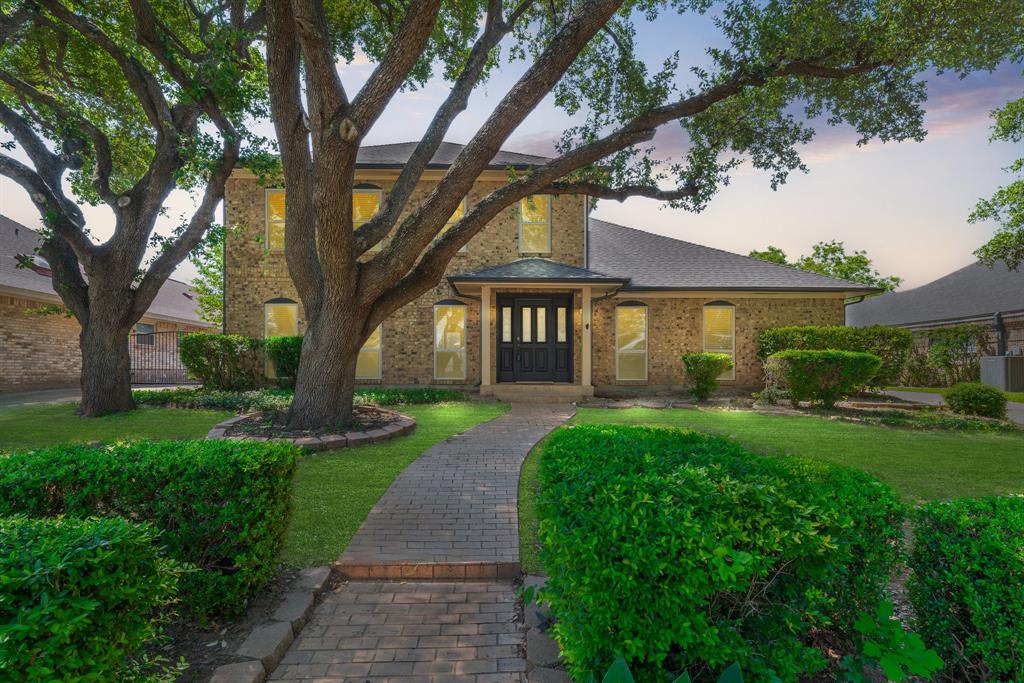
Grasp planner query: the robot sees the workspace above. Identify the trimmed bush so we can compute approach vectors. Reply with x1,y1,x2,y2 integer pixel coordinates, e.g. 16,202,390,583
0,440,298,620
681,352,734,401
538,424,904,681
133,386,464,412
265,335,303,386
0,515,179,681
179,333,264,390
909,496,1024,681
944,382,1007,419
771,349,881,408
757,325,911,388
926,324,991,385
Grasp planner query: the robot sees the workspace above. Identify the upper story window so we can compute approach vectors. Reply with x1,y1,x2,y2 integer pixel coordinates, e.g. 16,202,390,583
519,195,551,254
356,325,383,380
703,301,735,380
615,301,648,381
265,189,286,251
353,185,383,253
434,300,466,381
436,198,469,253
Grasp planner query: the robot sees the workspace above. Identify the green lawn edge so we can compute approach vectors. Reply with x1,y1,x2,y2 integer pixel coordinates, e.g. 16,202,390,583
518,432,551,576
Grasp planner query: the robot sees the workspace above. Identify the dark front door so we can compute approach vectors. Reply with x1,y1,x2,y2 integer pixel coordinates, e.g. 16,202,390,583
496,294,572,383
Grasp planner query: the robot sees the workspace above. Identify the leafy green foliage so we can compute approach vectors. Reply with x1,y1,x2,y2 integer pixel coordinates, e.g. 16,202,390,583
925,325,991,385
537,424,904,681
758,325,912,388
909,496,1024,681
749,242,902,291
681,352,734,401
840,600,943,682
944,382,1007,419
179,333,264,391
132,386,465,413
0,515,180,681
594,656,743,683
0,440,298,621
265,336,303,386
187,224,227,326
771,350,882,408
844,407,1019,433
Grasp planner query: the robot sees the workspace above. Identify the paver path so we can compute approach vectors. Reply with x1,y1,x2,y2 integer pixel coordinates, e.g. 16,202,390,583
338,403,574,578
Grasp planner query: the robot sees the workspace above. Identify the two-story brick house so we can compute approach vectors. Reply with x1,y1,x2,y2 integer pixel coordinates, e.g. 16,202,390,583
224,142,875,400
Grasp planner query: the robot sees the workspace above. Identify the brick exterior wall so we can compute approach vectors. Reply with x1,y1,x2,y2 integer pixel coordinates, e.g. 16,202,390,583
0,293,206,391
592,295,846,391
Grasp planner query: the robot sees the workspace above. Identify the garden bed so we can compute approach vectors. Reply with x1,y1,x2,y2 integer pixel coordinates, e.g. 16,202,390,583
208,407,416,451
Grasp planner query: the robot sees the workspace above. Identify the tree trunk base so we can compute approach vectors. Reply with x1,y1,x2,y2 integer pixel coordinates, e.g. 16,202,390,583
78,322,135,417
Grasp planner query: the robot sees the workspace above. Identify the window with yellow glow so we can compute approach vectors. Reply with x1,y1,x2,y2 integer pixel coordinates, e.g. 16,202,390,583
434,304,466,380
615,304,647,381
436,198,469,252
703,304,735,380
264,300,299,377
519,195,551,254
356,325,383,380
353,188,383,252
265,189,286,250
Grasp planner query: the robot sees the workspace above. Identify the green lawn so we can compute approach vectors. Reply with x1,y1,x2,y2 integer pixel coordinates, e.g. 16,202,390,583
282,402,508,566
518,434,549,575
888,385,1024,403
572,407,1024,502
0,402,232,451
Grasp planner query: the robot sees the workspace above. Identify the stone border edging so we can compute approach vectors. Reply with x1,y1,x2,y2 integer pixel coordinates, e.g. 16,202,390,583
206,412,416,450
208,566,331,683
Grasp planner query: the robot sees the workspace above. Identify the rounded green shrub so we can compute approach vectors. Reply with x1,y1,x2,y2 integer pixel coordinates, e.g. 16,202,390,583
771,349,881,408
179,333,264,390
944,382,1007,419
265,335,303,386
909,496,1024,681
0,515,179,680
538,424,904,681
681,352,734,401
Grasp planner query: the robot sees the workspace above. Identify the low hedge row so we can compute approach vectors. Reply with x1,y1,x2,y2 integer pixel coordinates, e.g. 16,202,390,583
909,496,1024,681
0,440,298,621
537,424,904,681
134,386,465,412
179,333,264,391
0,515,179,681
771,349,881,408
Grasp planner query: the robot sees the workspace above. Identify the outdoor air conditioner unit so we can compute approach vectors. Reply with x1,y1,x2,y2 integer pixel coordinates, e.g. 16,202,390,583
981,356,1024,392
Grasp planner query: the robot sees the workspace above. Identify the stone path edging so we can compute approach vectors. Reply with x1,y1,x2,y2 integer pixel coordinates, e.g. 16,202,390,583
206,412,416,451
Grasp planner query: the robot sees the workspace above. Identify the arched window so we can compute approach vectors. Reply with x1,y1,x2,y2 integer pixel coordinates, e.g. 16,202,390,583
703,301,735,380
264,298,299,337
615,301,648,381
433,300,467,380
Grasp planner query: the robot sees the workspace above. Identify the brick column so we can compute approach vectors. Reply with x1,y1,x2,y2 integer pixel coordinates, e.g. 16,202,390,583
480,285,491,390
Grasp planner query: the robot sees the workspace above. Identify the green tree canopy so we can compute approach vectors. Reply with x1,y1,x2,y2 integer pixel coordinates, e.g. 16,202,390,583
749,241,902,291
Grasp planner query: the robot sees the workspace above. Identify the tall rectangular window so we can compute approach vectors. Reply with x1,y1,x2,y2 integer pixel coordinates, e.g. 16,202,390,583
264,301,299,378
519,195,551,254
616,305,648,381
265,189,286,251
434,304,466,380
703,305,735,380
436,198,469,252
353,188,383,252
356,325,383,380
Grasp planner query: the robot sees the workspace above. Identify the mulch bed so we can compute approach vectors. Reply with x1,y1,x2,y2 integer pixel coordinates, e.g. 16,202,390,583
224,405,400,439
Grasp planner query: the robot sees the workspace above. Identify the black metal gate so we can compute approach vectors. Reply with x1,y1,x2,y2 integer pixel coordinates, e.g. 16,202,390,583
129,330,196,384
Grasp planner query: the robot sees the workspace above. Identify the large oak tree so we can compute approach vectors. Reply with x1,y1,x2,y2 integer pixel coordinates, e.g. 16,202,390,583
0,1,267,415
267,0,1020,429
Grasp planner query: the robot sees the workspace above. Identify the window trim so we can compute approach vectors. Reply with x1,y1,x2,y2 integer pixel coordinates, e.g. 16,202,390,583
615,302,648,382
517,194,552,255
264,188,286,252
433,300,467,381
353,187,385,253
702,302,736,381
356,324,384,380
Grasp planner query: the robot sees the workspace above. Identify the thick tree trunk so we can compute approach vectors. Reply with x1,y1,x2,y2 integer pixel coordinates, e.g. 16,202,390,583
78,317,135,416
287,310,363,430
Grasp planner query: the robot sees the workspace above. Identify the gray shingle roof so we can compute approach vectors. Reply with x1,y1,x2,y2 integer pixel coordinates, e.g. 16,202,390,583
0,215,213,326
588,219,879,292
846,261,1024,327
356,141,550,169
450,258,626,283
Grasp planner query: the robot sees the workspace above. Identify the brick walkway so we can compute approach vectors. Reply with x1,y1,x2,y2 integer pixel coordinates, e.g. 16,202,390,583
269,403,573,682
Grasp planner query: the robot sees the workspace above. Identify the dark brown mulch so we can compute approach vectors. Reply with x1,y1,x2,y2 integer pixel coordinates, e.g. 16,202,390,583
225,405,400,439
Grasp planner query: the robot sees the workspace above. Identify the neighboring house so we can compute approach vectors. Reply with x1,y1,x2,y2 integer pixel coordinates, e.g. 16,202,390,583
846,261,1024,355
0,216,214,391
224,142,875,399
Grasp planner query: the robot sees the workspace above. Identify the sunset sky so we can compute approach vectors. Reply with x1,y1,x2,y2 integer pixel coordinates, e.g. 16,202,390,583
1,8,1019,290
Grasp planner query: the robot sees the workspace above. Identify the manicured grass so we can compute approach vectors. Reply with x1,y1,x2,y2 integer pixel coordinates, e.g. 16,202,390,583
281,402,508,566
0,402,232,451
517,434,549,576
572,407,1024,501
888,385,1024,403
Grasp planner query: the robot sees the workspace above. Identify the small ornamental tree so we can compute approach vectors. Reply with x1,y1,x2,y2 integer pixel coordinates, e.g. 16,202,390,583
261,0,1020,431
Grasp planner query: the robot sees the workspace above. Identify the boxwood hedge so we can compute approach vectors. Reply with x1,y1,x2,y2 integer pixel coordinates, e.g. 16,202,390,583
0,515,179,681
909,496,1024,681
944,382,1007,419
0,440,298,621
771,349,881,408
537,424,904,681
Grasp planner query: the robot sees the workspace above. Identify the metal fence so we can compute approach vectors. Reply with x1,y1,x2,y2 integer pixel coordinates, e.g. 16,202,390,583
129,330,196,384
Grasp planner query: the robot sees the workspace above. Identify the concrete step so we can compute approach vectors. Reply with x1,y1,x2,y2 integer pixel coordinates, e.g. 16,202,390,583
335,560,520,581
487,383,591,403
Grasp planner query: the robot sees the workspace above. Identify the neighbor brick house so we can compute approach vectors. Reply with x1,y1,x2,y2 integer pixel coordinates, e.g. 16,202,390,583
0,216,214,391
224,142,874,399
